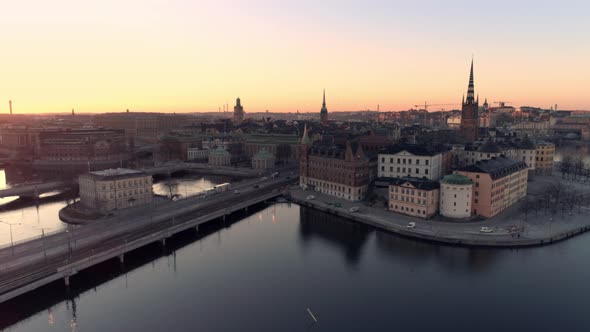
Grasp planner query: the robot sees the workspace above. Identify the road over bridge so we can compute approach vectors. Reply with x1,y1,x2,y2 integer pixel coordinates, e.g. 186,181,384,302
0,181,74,199
0,175,296,304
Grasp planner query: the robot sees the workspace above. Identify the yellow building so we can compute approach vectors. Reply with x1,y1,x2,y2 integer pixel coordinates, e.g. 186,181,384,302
388,177,440,219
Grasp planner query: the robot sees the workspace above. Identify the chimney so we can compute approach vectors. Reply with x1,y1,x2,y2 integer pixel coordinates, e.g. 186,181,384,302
9,100,12,115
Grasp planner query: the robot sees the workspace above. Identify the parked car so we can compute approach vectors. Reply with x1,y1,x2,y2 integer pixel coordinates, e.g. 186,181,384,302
480,227,493,233
406,222,416,229
233,189,240,195
306,195,315,200
349,206,360,213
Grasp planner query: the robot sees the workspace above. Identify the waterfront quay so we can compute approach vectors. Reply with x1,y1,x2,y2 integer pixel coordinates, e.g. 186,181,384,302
0,175,296,304
288,176,590,247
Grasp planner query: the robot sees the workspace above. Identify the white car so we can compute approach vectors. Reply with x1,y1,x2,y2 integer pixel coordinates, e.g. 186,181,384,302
261,177,269,181
306,195,315,200
349,207,360,213
480,227,493,233
406,222,416,229
233,190,240,195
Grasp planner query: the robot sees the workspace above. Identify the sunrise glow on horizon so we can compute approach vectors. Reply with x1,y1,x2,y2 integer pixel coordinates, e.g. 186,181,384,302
1,0,589,114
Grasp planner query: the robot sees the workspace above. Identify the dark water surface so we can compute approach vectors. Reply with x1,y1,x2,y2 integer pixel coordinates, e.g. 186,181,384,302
2,203,590,331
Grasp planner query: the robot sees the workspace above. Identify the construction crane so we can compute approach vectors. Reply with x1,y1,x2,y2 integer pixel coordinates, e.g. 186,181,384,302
493,101,512,107
414,102,461,111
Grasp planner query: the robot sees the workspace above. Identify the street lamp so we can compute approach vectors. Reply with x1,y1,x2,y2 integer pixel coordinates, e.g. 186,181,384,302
0,220,22,255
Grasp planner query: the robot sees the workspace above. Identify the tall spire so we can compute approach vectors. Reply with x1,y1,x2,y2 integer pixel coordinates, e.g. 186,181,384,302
322,89,326,108
465,59,475,104
301,124,311,144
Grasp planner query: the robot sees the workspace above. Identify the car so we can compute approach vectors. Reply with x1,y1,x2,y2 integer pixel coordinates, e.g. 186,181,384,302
334,202,342,208
406,222,416,229
306,195,315,200
480,227,493,233
261,177,269,181
233,190,240,194
349,206,360,213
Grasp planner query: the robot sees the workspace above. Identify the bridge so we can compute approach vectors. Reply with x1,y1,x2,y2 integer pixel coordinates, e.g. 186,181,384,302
0,181,74,199
143,162,261,178
0,176,295,304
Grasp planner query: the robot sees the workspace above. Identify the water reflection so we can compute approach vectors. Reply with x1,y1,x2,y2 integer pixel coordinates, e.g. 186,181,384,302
299,206,371,267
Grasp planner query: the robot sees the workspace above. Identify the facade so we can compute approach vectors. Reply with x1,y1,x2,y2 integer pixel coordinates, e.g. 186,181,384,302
94,112,194,144
387,177,440,219
79,168,153,213
187,148,209,161
252,149,276,170
320,90,328,125
0,125,44,159
534,141,555,175
456,156,528,218
243,134,299,163
439,174,473,219
460,60,479,142
233,97,245,124
456,139,503,168
378,144,450,181
208,147,231,166
299,130,370,201
159,134,201,161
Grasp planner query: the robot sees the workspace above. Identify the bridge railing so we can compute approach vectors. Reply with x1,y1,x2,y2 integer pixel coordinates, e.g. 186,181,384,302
0,227,65,252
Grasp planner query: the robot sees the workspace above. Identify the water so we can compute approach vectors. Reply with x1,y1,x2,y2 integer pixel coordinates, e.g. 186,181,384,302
152,175,225,198
3,203,590,331
0,170,224,247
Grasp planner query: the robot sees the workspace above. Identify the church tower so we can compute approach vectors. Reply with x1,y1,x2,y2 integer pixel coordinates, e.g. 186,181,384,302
320,89,328,125
460,60,479,142
233,97,245,124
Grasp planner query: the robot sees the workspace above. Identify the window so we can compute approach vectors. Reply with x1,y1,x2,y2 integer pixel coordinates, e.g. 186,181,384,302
408,159,412,165
425,160,429,165
416,168,419,174
425,169,429,175
403,158,406,164
416,159,420,165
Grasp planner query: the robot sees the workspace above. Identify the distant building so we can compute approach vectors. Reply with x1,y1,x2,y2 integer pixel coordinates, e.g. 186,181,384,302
456,156,528,218
320,90,328,125
94,112,194,144
378,144,451,181
187,148,209,161
299,128,370,201
387,177,440,219
439,173,473,219
34,129,128,174
79,168,153,213
208,146,231,166
233,97,245,124
534,140,555,175
251,148,276,170
460,60,479,142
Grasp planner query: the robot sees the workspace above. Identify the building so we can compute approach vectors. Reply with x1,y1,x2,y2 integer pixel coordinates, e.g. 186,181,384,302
456,156,528,218
534,140,555,175
251,148,276,170
387,177,440,219
299,129,370,201
439,173,473,219
94,112,194,144
460,60,479,142
320,90,328,125
233,97,245,124
208,146,231,166
79,168,153,213
159,134,201,161
456,138,503,168
377,144,451,181
0,125,43,159
243,133,299,163
187,148,209,161
34,129,128,175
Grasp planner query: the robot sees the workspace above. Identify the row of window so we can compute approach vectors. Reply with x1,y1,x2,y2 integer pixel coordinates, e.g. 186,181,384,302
380,157,431,165
380,166,430,175
391,204,427,215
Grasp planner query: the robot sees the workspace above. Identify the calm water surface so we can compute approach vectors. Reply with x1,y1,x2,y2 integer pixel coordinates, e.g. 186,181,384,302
3,203,590,331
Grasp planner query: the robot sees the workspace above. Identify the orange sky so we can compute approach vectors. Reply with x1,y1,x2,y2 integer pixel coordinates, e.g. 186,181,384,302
1,0,588,114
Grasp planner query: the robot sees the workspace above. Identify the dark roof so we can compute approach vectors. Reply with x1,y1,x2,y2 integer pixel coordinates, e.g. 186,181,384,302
478,139,502,153
81,168,148,181
381,176,440,191
380,144,449,156
459,156,528,180
441,174,473,185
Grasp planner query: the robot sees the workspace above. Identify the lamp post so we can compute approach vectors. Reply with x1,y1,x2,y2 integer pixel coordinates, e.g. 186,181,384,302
0,220,22,255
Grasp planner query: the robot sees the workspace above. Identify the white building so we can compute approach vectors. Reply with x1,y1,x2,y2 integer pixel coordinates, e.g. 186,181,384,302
439,173,473,219
79,168,153,213
378,145,449,181
187,148,209,161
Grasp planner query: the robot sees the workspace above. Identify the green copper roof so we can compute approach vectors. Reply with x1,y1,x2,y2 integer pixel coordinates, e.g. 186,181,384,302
253,149,275,160
209,147,230,156
441,174,473,185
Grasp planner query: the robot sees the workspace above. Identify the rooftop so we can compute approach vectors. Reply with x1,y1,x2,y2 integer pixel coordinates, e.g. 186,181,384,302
459,156,528,180
441,174,473,186
386,176,440,191
83,168,147,181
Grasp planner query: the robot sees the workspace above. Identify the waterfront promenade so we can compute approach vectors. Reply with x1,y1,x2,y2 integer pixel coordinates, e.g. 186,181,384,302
0,175,296,304
288,176,590,247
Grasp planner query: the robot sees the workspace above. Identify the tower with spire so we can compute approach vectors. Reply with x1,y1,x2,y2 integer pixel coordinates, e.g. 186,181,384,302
233,97,245,124
298,123,312,188
320,89,328,125
460,60,479,142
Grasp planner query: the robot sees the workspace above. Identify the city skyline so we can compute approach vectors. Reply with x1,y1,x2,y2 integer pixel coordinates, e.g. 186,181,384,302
1,0,589,114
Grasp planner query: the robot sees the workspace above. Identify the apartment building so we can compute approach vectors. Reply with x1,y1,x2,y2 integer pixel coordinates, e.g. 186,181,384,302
387,177,439,219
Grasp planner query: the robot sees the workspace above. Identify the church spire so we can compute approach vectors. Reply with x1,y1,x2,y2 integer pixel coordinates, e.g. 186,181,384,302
320,89,328,125
322,89,326,108
465,59,476,105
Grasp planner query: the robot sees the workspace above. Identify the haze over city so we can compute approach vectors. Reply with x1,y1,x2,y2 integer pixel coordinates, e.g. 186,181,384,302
1,0,589,114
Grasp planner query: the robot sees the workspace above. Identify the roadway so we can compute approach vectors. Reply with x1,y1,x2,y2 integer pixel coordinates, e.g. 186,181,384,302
0,172,296,301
